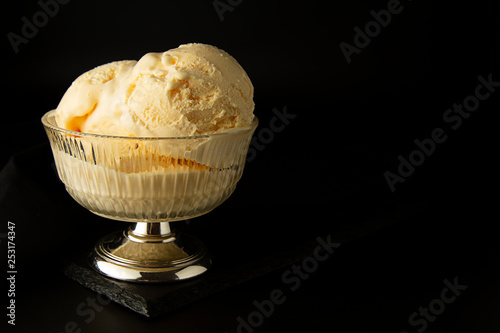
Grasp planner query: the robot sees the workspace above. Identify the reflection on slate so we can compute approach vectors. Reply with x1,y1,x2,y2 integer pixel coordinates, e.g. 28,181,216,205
1,143,429,318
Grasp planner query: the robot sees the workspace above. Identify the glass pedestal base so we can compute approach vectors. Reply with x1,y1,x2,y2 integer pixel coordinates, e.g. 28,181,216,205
88,222,211,283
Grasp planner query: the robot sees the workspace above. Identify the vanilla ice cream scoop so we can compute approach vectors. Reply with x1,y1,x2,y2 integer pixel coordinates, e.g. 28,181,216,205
55,43,254,137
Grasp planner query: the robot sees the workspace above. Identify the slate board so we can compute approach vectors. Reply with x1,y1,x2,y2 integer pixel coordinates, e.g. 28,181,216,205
64,201,427,317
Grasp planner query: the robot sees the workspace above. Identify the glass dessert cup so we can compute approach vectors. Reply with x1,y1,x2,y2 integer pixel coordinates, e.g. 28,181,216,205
42,110,257,283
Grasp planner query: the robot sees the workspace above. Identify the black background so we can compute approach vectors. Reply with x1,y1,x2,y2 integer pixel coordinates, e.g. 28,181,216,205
1,0,499,332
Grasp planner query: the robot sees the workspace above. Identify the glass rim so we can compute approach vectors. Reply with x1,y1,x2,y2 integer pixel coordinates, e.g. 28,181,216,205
41,110,258,140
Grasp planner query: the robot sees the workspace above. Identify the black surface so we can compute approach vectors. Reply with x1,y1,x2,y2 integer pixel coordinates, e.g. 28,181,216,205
64,196,426,318
1,0,500,332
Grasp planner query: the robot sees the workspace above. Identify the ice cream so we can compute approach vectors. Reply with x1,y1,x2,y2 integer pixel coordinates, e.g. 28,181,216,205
44,43,257,222
55,43,254,137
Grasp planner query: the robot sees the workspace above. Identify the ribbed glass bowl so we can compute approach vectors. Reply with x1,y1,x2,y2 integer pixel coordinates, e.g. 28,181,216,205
42,110,258,223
